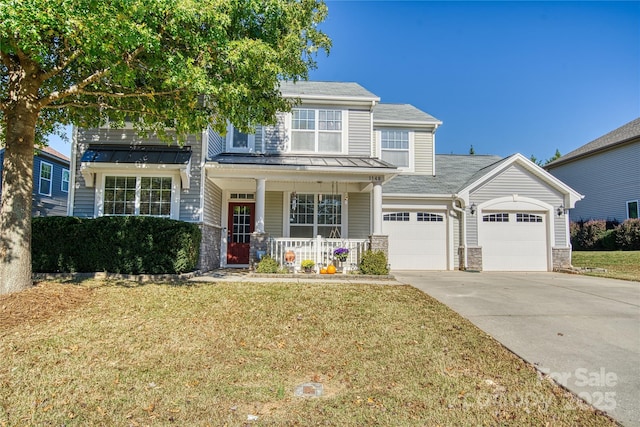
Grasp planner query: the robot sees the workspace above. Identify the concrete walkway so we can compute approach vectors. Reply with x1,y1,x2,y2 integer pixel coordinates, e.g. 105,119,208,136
393,271,640,427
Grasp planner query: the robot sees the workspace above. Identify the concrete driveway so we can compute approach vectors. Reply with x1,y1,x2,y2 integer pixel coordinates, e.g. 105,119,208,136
394,271,640,427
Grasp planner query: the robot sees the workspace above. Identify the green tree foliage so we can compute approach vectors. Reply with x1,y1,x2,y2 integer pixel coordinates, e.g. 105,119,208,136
0,0,330,293
530,149,562,166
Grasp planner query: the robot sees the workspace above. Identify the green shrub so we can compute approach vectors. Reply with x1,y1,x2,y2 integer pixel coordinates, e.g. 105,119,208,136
255,256,280,273
615,219,640,250
359,250,389,275
572,220,608,250
33,216,201,274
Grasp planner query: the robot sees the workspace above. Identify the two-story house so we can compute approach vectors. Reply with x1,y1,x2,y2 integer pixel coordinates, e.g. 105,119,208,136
0,145,70,217
69,81,582,272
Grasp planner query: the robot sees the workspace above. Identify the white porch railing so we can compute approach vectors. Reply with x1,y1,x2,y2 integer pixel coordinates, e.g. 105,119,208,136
268,237,368,273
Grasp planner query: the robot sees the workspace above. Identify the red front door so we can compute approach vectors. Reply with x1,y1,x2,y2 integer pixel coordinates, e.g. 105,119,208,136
227,202,254,265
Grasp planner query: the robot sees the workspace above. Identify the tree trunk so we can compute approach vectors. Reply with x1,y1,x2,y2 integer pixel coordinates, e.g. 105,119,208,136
0,107,37,294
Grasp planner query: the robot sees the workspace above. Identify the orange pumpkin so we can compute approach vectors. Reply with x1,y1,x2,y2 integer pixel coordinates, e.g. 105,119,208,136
327,264,337,274
320,268,328,274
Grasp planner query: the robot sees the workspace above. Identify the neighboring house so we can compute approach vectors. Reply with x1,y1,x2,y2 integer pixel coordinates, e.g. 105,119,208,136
0,146,70,217
69,81,582,272
546,117,640,222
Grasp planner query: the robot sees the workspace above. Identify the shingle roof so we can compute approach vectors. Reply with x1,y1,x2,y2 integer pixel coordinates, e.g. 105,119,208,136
546,117,640,168
38,146,70,162
373,103,441,125
279,81,379,100
383,154,504,195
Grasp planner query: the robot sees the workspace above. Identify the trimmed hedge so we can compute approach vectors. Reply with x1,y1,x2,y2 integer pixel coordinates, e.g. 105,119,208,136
570,219,640,251
359,250,389,275
33,216,201,274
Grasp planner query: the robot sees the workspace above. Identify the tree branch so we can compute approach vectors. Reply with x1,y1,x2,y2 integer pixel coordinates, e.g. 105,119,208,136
39,48,83,82
76,88,183,98
38,45,146,108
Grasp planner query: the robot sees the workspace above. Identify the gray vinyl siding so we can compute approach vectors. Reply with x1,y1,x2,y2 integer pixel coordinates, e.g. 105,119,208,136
72,127,204,222
466,164,566,246
547,142,639,222
265,191,283,236
414,130,434,174
347,192,371,238
264,112,288,153
348,109,372,156
203,178,222,226
207,127,224,159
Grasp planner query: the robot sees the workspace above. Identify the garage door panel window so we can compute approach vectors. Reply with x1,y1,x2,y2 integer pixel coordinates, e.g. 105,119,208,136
516,213,543,223
383,212,410,221
417,212,443,222
483,213,509,222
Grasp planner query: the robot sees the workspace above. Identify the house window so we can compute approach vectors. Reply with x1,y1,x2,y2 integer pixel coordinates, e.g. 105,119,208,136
381,130,409,168
383,212,410,221
516,213,543,223
103,176,172,217
289,193,342,238
291,108,343,153
226,124,255,152
61,169,70,192
483,213,509,222
38,161,53,196
627,200,639,219
417,212,443,222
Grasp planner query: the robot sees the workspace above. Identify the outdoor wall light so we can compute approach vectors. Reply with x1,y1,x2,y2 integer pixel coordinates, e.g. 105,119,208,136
470,203,477,215
557,204,565,216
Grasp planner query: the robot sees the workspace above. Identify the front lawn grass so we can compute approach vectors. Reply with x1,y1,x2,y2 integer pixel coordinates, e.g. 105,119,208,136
572,251,640,282
1,280,614,426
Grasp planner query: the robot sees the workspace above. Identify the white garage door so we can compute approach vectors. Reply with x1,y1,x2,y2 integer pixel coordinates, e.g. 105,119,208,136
480,212,548,271
383,211,447,270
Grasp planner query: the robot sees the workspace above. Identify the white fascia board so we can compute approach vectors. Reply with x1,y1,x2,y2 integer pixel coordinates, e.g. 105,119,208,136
81,161,191,189
282,93,380,107
382,193,454,200
374,120,442,129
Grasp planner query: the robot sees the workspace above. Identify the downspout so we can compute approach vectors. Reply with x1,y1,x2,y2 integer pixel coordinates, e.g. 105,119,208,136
451,195,467,270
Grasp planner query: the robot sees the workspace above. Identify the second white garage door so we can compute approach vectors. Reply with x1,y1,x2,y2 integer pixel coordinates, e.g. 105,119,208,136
383,211,447,270
479,212,549,271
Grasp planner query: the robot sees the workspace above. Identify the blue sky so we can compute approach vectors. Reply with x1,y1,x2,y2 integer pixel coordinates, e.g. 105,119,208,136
48,0,639,161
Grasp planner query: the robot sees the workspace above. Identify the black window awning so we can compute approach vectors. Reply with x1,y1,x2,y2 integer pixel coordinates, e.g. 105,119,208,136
81,145,192,165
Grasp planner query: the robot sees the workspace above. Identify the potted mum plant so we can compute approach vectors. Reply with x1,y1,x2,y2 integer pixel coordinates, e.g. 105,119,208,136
301,259,315,273
333,247,349,262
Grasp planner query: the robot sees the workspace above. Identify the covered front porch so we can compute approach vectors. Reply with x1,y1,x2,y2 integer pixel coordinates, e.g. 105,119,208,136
204,153,397,270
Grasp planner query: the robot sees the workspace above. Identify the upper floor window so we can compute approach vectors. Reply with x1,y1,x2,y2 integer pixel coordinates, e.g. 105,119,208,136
627,200,639,219
381,130,409,167
291,108,343,153
61,169,70,192
226,124,255,152
38,161,53,196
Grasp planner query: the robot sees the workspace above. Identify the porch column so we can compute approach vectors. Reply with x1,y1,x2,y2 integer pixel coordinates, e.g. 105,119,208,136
255,178,266,233
372,180,383,234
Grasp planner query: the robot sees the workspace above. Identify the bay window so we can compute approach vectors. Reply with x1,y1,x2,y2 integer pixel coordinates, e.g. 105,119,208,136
291,108,343,153
289,193,342,238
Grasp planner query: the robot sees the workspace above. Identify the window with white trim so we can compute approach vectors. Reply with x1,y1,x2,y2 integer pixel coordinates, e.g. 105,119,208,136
627,200,639,219
516,213,543,223
38,161,53,196
483,213,509,222
226,124,255,152
61,169,70,192
381,130,409,167
291,108,343,153
383,212,410,221
103,176,172,217
417,212,443,222
289,193,342,238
